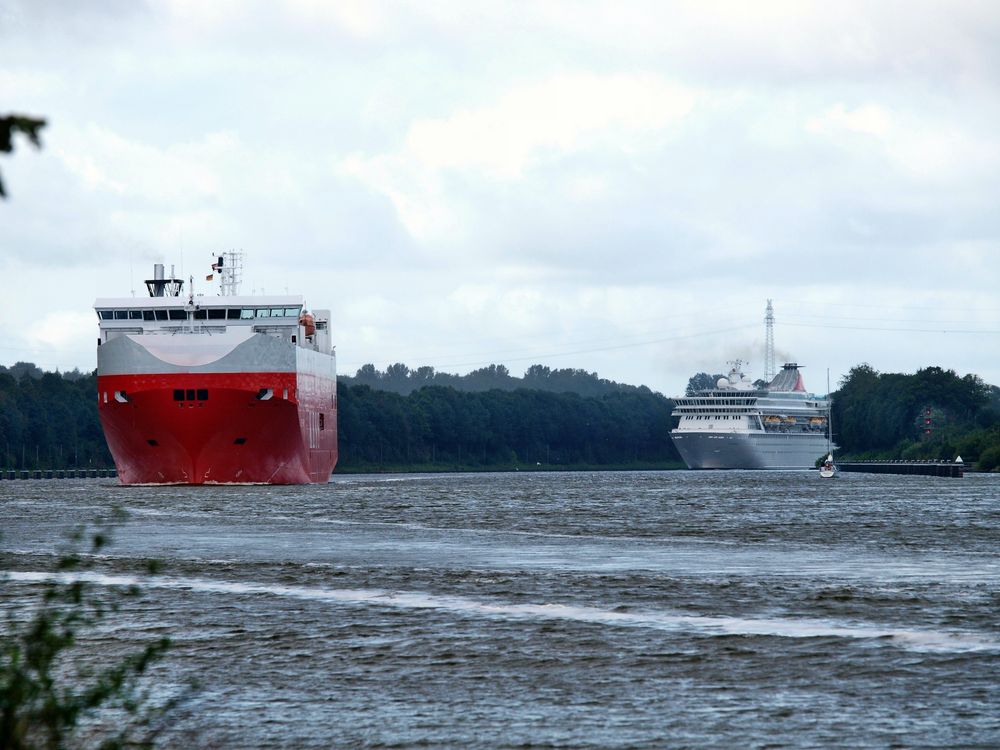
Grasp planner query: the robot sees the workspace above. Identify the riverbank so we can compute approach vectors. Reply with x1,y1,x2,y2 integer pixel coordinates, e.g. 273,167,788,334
333,460,687,474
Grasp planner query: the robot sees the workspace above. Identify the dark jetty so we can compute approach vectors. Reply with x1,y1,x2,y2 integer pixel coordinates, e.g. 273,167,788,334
838,460,964,478
1,468,117,480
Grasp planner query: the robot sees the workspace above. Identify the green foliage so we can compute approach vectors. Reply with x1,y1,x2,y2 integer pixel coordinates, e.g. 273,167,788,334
685,373,724,396
337,381,682,469
1,525,173,749
978,444,1000,472
0,365,112,469
0,114,47,198
832,364,1000,467
6,357,997,472
342,362,650,398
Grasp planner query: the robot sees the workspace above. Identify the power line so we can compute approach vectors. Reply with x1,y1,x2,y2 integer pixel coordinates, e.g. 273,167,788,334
341,323,760,371
782,299,1000,314
781,321,1000,335
783,313,1000,325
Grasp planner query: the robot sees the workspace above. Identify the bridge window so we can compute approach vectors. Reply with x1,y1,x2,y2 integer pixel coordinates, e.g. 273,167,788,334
197,389,208,400
129,310,142,319
185,389,195,401
168,310,186,321
173,389,184,401
255,308,271,318
240,308,255,320
193,309,207,319
98,310,114,319
155,310,168,321
143,310,155,321
114,310,129,320
208,309,226,320
284,307,300,316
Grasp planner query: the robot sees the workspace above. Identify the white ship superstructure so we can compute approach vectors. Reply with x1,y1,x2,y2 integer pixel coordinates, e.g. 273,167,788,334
670,361,831,469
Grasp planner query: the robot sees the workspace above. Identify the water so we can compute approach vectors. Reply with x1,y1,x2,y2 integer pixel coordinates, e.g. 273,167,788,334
2,471,999,748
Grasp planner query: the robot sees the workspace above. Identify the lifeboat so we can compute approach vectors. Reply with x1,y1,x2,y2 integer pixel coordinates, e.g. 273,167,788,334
299,311,316,338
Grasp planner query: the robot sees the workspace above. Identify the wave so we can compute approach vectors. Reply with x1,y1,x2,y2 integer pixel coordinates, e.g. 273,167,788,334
6,570,997,654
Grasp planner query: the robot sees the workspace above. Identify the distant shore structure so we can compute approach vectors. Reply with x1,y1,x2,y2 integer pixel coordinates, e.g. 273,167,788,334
764,299,776,384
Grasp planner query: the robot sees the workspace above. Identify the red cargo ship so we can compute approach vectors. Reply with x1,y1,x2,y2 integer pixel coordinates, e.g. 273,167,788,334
96,254,337,484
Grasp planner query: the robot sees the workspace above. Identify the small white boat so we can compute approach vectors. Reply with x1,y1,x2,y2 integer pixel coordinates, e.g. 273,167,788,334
819,370,838,479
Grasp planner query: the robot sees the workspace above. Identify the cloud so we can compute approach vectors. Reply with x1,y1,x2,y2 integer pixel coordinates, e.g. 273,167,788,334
807,103,892,137
3,0,1000,393
35,310,95,352
54,126,240,203
341,72,697,242
806,102,1000,181
403,73,695,178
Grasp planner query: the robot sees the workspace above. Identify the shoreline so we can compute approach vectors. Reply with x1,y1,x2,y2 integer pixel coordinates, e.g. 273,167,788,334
332,461,687,475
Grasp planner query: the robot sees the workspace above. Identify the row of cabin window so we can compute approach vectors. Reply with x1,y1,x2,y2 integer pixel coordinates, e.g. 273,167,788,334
98,307,302,322
174,389,209,401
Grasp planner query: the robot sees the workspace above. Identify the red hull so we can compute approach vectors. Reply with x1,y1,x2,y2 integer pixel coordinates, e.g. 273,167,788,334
97,372,337,485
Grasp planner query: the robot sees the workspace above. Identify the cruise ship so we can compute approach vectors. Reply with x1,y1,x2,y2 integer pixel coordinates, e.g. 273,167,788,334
670,361,831,469
95,254,337,484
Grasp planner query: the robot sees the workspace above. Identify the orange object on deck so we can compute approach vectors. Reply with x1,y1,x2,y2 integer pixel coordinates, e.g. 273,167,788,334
299,312,316,337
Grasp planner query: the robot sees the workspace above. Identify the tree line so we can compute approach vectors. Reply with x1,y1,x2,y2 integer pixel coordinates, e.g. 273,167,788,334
337,381,679,470
342,362,650,398
0,361,681,471
0,363,110,469
2,360,999,472
830,364,1000,469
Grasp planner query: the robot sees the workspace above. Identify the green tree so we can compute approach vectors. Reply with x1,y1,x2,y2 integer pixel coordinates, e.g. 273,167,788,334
832,363,993,458
341,362,646,398
335,378,681,470
685,372,724,396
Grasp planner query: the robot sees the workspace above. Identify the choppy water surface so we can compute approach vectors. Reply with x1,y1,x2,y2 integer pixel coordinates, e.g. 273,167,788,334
2,471,999,748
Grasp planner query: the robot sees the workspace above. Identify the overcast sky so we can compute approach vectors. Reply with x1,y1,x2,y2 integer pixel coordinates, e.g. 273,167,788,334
3,0,999,395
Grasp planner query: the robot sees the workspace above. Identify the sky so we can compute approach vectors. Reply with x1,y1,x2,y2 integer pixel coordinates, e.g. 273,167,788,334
2,0,999,396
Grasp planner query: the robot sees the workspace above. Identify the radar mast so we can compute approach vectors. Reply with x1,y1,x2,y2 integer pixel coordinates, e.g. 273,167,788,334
212,250,244,296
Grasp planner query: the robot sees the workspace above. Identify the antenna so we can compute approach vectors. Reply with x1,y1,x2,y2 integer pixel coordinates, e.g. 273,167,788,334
764,299,776,383
215,250,244,296
827,368,833,453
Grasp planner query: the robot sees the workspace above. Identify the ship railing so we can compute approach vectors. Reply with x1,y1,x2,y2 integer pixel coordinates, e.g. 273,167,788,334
154,325,228,335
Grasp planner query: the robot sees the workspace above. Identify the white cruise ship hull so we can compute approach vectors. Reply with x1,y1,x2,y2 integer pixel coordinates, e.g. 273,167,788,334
670,431,828,470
